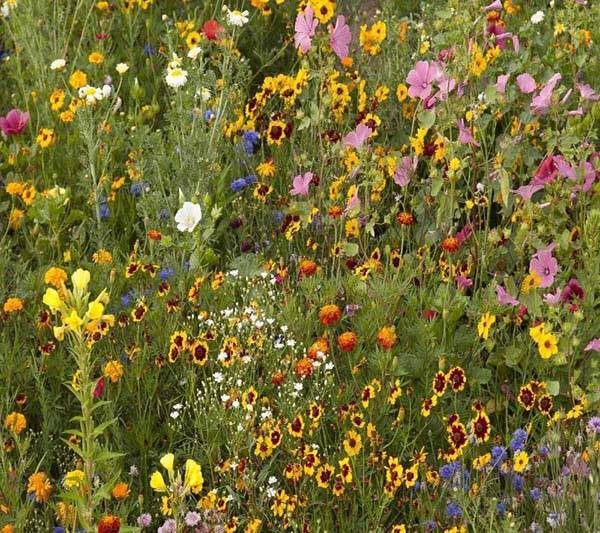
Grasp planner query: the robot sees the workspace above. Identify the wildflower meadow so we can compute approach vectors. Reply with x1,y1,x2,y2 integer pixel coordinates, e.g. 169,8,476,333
2,0,600,531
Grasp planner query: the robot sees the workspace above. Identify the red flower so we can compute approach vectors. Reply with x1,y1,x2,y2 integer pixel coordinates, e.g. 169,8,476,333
98,515,120,533
93,377,105,399
202,20,224,41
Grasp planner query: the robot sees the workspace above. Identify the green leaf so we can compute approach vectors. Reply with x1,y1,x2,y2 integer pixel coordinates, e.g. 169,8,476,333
417,110,436,130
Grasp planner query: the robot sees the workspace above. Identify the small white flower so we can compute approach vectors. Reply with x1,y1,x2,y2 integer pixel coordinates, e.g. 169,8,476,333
170,410,180,419
266,487,276,498
231,400,240,408
221,394,230,402
187,46,202,60
50,59,66,71
294,382,303,392
101,84,112,98
116,62,129,74
530,11,544,24
165,67,188,88
175,201,202,232
78,85,104,104
226,8,249,27
213,372,224,383
268,476,278,485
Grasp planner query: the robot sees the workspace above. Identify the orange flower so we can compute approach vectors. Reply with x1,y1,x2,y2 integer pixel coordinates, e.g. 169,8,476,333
295,357,314,378
319,304,342,325
111,482,130,500
147,229,162,241
98,515,120,533
377,326,397,350
396,212,414,226
337,331,357,352
441,237,460,253
308,337,329,360
299,259,318,278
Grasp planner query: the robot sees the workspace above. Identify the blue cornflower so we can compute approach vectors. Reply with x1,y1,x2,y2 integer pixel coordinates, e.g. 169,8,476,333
491,445,507,467
513,473,524,492
273,210,284,225
53,528,66,533
159,267,175,281
130,182,143,197
99,203,110,220
496,501,507,517
530,487,541,501
424,520,437,532
231,177,247,193
204,109,215,121
445,501,462,519
440,461,460,481
143,43,155,56
159,208,170,220
242,130,260,154
510,428,528,452
244,174,257,186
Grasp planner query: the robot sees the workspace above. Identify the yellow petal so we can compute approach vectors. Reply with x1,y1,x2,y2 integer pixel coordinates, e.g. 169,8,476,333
43,288,62,311
149,471,167,492
86,301,104,320
71,268,90,291
160,453,175,473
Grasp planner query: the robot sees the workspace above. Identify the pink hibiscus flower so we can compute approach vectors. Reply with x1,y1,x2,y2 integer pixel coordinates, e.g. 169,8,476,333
294,7,318,54
0,109,30,136
329,15,351,60
393,156,418,187
406,61,440,101
529,243,558,288
290,171,313,196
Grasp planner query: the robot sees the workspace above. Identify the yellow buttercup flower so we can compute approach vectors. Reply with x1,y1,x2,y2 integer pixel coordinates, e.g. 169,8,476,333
477,312,496,340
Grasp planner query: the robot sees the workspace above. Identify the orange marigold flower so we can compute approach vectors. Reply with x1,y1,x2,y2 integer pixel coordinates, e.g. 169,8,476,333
319,304,342,325
441,236,460,253
308,337,329,360
337,331,357,352
396,212,414,226
111,482,130,500
377,326,397,350
295,357,314,378
299,259,318,279
27,471,52,502
44,267,68,288
147,229,162,241
98,515,120,533
4,412,26,434
3,297,23,314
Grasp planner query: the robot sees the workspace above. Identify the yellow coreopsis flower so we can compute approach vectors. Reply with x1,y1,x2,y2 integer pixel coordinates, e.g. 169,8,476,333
477,312,496,340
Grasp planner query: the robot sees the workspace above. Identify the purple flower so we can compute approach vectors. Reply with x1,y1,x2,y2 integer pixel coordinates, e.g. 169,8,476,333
516,73,536,94
584,339,600,353
495,74,510,94
586,417,600,434
529,244,558,288
406,61,439,100
510,428,528,452
0,108,30,136
559,278,584,302
576,83,599,102
393,156,418,187
531,73,562,115
484,0,503,11
158,519,177,533
457,119,479,146
496,285,519,306
290,171,313,196
185,512,201,527
137,513,152,528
